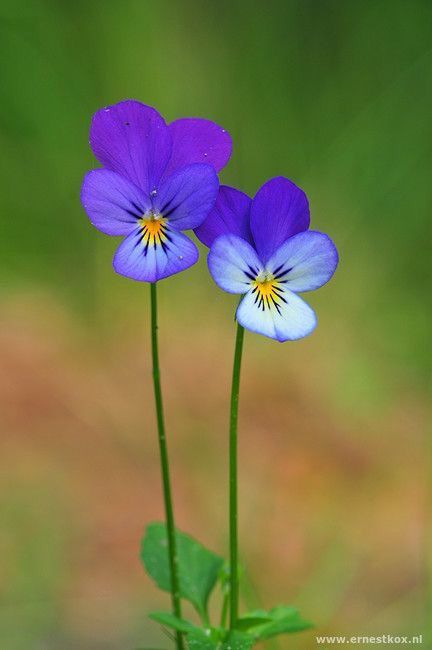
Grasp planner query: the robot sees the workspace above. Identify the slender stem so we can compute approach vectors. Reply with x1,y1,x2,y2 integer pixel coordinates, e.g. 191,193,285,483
229,323,245,629
150,282,184,650
220,590,229,629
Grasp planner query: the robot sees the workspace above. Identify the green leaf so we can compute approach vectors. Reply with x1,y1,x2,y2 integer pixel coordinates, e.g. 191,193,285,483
236,610,274,631
244,605,313,641
186,629,253,649
186,629,220,649
223,631,254,649
148,611,199,634
141,522,224,618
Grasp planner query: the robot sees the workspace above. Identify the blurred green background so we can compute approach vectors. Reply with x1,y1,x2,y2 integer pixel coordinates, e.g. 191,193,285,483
1,0,430,648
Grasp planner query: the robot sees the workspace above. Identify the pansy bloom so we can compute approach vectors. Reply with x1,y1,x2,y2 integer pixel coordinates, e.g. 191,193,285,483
81,100,231,282
195,177,338,342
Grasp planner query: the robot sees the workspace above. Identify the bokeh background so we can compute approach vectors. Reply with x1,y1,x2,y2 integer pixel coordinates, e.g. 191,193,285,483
1,0,431,648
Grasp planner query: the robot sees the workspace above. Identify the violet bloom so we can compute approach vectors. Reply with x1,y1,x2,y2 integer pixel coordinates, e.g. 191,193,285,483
81,100,231,282
195,177,338,342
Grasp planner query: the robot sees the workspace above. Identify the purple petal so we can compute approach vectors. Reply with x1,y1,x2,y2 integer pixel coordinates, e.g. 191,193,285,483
250,177,310,263
153,163,219,231
89,100,172,194
236,287,317,342
195,185,253,248
112,225,198,283
267,231,338,292
207,234,263,294
162,118,232,179
80,169,150,235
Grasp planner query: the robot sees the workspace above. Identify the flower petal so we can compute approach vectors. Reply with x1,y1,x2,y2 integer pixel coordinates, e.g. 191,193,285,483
250,177,310,263
89,100,172,193
112,226,198,283
80,169,150,235
195,185,253,248
236,286,317,342
153,163,219,231
267,231,339,292
163,118,232,179
207,234,263,294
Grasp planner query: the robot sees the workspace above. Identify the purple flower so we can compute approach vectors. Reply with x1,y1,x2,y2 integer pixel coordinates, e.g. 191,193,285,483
81,100,231,282
195,177,338,342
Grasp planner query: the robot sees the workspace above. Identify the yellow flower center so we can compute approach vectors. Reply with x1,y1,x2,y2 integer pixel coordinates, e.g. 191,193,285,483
254,278,276,297
252,272,285,312
139,213,167,248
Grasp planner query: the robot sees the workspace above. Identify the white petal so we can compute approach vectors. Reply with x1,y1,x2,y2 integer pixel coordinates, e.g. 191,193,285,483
236,286,317,342
207,234,263,294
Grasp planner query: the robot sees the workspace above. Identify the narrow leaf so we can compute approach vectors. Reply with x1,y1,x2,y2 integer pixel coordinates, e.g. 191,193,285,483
186,629,219,649
186,629,253,649
236,610,274,631
223,631,254,649
149,611,199,633
244,605,313,640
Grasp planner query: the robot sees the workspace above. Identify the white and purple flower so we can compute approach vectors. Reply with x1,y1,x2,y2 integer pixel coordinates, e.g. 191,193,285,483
195,177,338,342
81,100,231,282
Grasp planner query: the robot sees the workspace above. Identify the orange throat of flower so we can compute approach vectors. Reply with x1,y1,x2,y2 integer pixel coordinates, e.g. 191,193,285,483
139,213,167,248
252,273,284,312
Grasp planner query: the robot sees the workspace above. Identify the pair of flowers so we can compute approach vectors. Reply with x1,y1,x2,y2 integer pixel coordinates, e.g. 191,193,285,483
81,100,338,341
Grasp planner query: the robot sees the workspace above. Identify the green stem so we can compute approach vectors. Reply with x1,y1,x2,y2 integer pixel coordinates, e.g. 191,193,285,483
150,282,184,650
220,590,229,629
229,323,245,630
